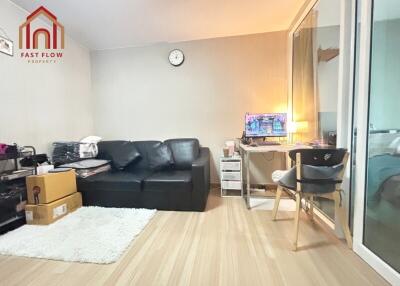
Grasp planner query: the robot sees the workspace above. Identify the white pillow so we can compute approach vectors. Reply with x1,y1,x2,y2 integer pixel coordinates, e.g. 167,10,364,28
272,170,289,183
81,135,102,144
389,136,400,154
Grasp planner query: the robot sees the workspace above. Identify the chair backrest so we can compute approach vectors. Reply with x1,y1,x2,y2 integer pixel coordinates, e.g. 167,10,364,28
290,148,349,193
289,148,347,166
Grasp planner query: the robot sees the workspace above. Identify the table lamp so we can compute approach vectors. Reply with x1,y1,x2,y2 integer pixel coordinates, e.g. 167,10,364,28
288,121,309,144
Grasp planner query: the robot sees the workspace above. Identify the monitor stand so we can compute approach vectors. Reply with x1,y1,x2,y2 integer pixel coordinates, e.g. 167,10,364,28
257,141,281,146
251,137,282,146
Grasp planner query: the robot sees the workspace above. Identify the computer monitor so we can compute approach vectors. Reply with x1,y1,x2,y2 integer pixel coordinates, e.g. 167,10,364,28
245,113,287,138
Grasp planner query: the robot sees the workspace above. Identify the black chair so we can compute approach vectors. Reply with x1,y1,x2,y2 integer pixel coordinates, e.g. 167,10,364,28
272,148,352,251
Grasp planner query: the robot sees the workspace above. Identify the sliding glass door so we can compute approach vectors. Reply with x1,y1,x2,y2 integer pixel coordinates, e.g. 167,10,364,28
364,0,400,273
353,0,400,283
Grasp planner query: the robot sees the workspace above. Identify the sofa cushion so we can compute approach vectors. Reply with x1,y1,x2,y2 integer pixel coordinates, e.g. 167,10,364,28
165,139,200,170
78,170,152,192
97,141,141,170
127,141,163,171
148,143,174,171
143,170,192,192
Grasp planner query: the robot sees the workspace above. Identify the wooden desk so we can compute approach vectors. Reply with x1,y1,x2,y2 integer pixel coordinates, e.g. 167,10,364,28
239,143,308,209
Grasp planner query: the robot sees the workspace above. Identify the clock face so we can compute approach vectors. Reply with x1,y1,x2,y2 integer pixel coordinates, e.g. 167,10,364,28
169,49,184,66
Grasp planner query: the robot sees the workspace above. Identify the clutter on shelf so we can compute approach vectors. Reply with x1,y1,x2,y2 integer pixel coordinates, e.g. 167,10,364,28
52,136,109,178
0,143,37,232
52,136,102,166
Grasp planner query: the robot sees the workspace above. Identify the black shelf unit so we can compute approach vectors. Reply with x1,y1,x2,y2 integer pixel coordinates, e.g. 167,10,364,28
0,145,37,232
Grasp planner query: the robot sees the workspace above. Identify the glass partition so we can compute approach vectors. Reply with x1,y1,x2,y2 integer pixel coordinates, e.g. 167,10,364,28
292,0,341,219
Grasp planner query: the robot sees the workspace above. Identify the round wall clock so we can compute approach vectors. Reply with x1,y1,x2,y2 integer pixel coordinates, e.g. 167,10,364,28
169,49,185,66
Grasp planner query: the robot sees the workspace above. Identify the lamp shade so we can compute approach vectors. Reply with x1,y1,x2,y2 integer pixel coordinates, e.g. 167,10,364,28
287,121,309,133
287,121,297,133
296,121,309,133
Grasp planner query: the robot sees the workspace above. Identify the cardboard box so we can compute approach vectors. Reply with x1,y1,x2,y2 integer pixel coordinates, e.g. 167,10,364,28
26,170,77,205
25,192,82,225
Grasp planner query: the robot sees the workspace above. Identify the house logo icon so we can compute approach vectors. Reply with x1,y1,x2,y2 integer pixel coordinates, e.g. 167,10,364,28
19,6,64,49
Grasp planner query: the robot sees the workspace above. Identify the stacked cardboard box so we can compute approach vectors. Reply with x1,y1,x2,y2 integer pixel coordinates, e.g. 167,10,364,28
25,170,82,225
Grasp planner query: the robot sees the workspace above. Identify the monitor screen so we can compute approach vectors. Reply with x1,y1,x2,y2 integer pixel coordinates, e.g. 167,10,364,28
245,113,287,137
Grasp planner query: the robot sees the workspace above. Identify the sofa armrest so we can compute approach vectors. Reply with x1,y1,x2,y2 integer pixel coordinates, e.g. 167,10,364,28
191,147,210,211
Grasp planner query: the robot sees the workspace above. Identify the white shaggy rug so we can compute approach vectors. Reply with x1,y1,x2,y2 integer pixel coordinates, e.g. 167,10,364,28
0,207,156,264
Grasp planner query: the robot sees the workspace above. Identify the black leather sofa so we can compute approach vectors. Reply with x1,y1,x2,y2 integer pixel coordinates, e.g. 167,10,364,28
77,139,210,211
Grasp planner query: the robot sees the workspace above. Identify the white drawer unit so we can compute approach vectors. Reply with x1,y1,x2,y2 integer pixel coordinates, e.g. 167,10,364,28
221,161,241,171
221,171,241,181
222,180,242,190
220,156,243,197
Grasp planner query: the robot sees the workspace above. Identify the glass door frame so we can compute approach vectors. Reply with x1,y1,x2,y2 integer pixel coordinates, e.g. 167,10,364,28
288,0,336,229
352,0,400,283
288,0,355,235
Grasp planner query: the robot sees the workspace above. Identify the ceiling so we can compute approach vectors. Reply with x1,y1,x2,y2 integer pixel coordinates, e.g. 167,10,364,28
11,0,305,50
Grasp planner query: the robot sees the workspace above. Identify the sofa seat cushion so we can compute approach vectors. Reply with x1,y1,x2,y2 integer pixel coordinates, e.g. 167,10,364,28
78,170,152,192
143,170,192,193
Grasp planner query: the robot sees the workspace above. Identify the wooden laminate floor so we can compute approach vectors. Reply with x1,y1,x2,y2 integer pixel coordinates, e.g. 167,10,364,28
0,190,389,286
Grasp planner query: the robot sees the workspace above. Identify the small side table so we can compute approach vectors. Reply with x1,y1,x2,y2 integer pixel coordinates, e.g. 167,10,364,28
220,156,243,197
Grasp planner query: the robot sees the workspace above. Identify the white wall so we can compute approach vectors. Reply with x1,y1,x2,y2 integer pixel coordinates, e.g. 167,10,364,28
91,32,288,182
0,0,288,183
316,25,340,113
316,0,341,27
0,1,94,156
315,25,340,138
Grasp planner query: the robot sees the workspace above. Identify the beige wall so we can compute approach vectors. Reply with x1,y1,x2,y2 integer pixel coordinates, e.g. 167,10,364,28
0,1,94,157
1,0,290,184
91,31,288,182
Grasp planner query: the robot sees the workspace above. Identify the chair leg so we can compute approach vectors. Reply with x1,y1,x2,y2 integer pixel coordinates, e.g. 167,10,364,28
293,192,301,251
333,191,353,249
272,185,282,221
